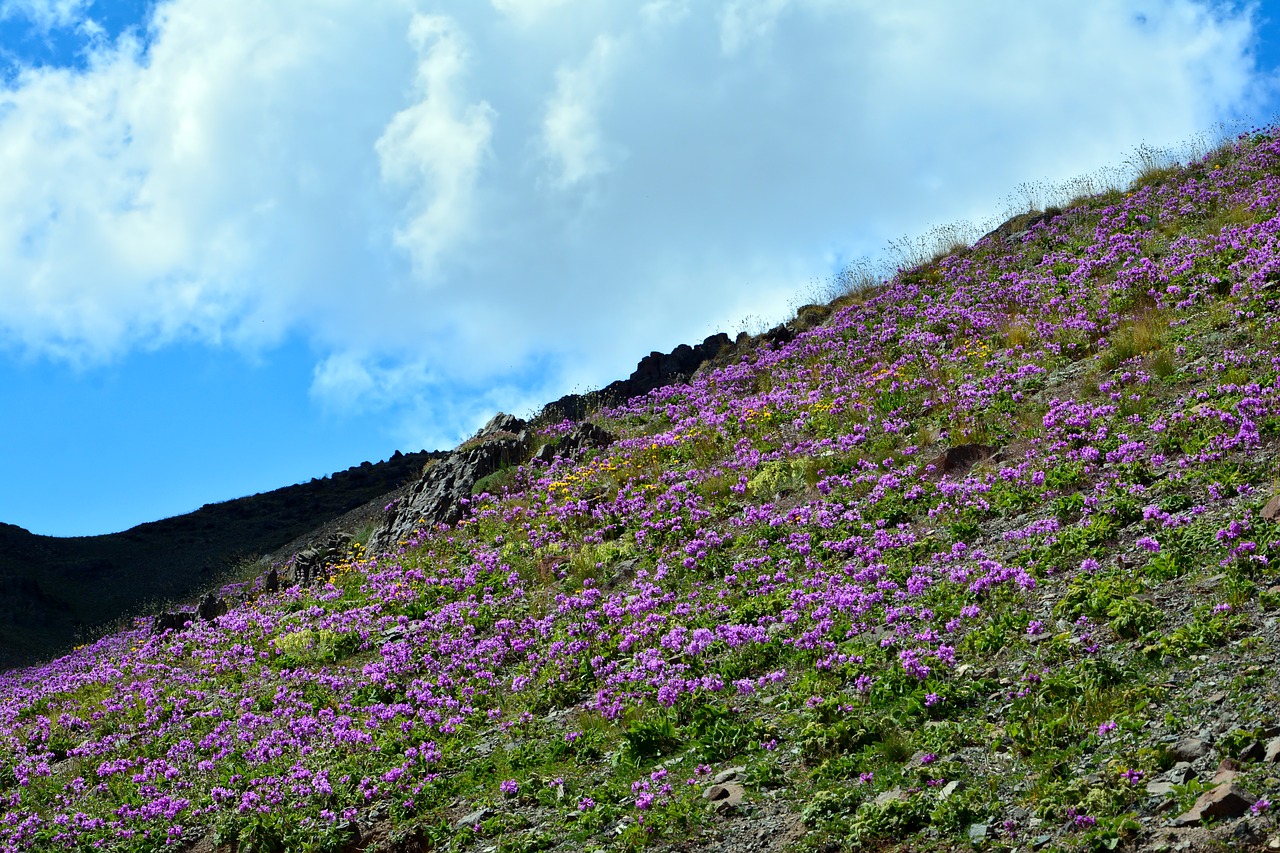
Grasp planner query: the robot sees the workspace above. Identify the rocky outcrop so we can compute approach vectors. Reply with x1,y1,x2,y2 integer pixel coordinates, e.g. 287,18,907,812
197,593,228,622
534,421,616,464
367,414,531,554
978,208,1063,246
537,334,733,424
292,532,353,587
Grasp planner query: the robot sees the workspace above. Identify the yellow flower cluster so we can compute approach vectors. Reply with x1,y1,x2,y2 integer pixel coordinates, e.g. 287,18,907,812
961,338,991,362
548,457,621,500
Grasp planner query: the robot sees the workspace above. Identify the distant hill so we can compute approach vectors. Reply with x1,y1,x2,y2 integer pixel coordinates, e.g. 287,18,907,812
0,450,441,669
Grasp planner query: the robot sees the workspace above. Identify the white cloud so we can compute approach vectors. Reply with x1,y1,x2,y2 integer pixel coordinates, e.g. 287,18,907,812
0,0,88,31
541,34,617,188
375,14,495,277
0,0,1272,450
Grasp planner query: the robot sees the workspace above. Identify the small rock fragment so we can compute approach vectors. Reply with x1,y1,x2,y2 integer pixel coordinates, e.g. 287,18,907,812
967,823,988,843
872,787,907,807
1171,738,1211,762
712,766,746,785
1170,781,1254,827
1264,737,1280,764
455,807,492,829
702,782,745,812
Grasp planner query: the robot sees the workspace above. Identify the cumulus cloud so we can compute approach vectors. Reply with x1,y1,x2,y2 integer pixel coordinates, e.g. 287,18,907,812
375,14,495,277
0,0,1271,448
541,34,617,188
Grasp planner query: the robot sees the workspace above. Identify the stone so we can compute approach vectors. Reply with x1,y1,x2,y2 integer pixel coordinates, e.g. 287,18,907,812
367,414,530,554
151,611,194,634
1171,772,1254,827
538,333,734,423
872,787,907,807
294,548,321,586
702,782,745,811
1166,762,1195,785
1146,781,1177,796
455,807,492,829
712,767,746,785
1264,737,1280,764
929,443,998,476
535,421,616,464
967,824,988,843
938,780,963,800
1263,494,1280,522
197,593,227,622
262,567,279,594
1170,738,1211,762
1215,758,1241,782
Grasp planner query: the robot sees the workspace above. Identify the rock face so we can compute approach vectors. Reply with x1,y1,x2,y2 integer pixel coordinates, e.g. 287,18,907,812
534,421,616,464
538,334,733,423
292,532,353,587
367,414,530,555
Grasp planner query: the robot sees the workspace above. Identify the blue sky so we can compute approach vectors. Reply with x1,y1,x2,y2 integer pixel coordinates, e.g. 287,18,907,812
0,0,1278,537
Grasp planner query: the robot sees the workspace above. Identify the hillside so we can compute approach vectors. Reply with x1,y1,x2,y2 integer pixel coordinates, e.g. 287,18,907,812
5,128,1280,852
0,450,442,670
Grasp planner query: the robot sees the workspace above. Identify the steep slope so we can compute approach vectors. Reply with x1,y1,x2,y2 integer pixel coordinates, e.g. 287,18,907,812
6,129,1280,853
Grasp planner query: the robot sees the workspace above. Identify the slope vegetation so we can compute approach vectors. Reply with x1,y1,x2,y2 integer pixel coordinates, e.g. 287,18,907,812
6,130,1280,852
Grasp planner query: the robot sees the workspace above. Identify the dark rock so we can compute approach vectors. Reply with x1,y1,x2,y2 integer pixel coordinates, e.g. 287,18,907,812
151,611,194,634
367,415,530,554
761,324,795,347
711,767,746,785
930,444,998,476
792,303,831,331
702,782,745,811
537,334,733,424
197,593,227,622
535,421,616,463
262,567,278,594
978,209,1058,246
294,548,321,587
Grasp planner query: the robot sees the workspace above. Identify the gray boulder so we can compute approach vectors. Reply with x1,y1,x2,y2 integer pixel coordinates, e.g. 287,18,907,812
535,421,615,464
367,414,530,554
